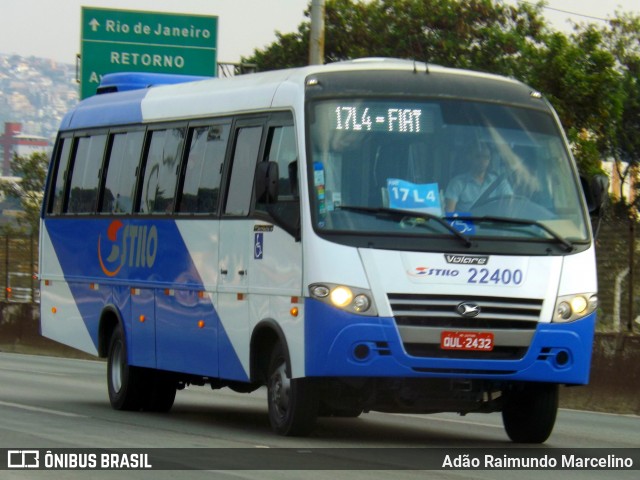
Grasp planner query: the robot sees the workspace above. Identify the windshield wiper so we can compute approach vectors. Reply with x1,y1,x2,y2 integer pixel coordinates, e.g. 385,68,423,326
337,205,472,248
451,215,574,252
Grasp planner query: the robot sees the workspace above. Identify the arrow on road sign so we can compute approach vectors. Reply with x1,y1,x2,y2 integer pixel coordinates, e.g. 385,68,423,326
89,19,100,32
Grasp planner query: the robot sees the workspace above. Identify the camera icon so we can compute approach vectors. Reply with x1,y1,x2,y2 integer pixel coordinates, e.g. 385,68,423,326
7,450,40,469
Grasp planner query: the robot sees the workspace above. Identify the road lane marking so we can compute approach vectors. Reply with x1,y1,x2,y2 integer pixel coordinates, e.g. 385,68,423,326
0,400,88,418
0,366,68,376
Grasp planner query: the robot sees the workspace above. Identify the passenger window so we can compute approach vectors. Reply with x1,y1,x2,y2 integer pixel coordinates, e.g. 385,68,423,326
67,134,107,214
139,128,185,214
178,124,229,214
50,138,72,214
101,131,144,214
224,126,262,216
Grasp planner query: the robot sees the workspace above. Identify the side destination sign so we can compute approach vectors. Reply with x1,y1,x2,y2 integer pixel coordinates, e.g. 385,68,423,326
81,7,218,99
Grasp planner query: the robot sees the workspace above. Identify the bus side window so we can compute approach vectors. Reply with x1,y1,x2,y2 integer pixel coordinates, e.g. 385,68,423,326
49,137,72,214
67,134,107,214
262,125,298,200
224,126,263,216
255,125,300,237
178,124,229,215
139,128,186,215
100,131,144,214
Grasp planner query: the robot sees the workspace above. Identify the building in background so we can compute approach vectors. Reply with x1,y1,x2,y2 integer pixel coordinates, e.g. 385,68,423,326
0,122,49,176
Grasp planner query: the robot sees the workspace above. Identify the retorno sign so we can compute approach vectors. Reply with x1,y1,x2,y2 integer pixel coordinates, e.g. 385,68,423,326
80,7,218,98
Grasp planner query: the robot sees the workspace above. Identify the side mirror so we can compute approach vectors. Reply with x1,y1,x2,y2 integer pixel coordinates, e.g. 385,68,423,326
255,161,279,204
581,174,609,215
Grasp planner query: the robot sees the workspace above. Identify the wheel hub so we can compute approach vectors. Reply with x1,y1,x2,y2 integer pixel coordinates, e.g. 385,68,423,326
270,362,290,417
110,342,123,393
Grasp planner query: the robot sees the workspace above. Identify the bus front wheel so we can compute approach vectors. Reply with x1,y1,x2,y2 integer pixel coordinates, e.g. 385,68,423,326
502,382,558,443
267,342,318,436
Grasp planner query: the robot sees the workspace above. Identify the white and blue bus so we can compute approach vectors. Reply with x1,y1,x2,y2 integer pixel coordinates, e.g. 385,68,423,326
40,59,605,443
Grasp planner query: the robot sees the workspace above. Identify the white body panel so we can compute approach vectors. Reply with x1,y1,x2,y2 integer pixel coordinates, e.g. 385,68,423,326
359,249,564,323
40,225,98,355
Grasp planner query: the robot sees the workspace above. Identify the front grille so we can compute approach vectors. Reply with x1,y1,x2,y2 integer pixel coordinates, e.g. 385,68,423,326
387,293,543,360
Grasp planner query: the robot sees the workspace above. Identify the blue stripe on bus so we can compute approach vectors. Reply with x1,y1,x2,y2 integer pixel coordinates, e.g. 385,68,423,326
304,298,594,384
59,88,147,130
46,218,247,382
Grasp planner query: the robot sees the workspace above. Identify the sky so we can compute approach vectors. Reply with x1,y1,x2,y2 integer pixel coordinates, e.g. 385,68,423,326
0,0,639,65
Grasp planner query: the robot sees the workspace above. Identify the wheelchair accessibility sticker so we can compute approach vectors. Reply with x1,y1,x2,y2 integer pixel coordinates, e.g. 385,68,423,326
254,233,263,260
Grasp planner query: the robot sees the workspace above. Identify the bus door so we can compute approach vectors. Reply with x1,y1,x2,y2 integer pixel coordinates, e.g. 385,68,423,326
250,123,302,295
217,122,265,381
249,122,304,354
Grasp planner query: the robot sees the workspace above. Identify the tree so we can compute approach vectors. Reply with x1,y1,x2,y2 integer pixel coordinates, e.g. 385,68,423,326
598,13,640,205
247,30,310,70
526,26,623,176
245,1,636,179
244,0,550,78
0,151,48,235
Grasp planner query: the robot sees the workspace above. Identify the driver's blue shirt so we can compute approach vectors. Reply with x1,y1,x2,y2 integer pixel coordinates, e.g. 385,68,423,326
445,172,512,211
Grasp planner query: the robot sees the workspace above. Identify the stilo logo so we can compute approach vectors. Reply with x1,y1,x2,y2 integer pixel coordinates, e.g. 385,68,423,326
456,302,481,318
409,267,430,276
98,220,158,277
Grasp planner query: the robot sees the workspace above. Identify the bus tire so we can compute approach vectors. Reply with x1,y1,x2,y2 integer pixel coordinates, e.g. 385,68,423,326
502,382,558,443
267,342,318,436
107,325,147,411
144,372,177,413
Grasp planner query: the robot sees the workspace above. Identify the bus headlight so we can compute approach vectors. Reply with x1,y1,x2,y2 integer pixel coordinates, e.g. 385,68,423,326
353,294,371,313
309,283,377,316
330,286,353,307
553,293,597,323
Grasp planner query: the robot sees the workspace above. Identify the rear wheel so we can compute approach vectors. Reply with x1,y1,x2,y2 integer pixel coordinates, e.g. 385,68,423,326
107,325,146,411
107,325,176,412
267,342,318,436
502,382,558,443
144,371,177,412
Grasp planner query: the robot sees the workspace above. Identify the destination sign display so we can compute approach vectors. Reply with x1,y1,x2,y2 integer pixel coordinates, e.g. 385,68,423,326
334,105,424,133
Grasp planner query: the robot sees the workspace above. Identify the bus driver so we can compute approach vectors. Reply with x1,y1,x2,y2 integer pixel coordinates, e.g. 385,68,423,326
444,144,511,212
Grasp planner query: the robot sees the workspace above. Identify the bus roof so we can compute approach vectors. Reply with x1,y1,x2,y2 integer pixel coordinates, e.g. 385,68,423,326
59,59,537,131
96,72,212,94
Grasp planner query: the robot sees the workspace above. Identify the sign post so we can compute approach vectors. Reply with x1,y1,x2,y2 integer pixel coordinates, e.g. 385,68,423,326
80,7,218,99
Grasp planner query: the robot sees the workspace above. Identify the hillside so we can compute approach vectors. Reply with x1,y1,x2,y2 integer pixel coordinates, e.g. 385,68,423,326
0,54,79,143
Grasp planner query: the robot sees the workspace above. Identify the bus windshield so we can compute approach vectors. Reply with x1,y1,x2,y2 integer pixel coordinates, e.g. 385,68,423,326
308,98,589,246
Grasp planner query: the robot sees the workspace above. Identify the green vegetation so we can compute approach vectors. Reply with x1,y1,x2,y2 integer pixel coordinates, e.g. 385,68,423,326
244,0,640,187
0,151,48,236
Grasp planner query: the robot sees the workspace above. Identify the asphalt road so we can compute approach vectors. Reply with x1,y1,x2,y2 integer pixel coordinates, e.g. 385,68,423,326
0,352,638,479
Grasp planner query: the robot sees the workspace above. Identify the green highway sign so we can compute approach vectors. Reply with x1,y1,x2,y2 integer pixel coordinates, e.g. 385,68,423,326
80,7,218,99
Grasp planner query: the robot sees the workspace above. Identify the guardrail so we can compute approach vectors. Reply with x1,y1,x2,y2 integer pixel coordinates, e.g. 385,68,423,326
0,234,38,303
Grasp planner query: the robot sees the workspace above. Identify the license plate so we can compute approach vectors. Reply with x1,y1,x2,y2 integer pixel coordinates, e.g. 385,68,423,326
440,331,494,351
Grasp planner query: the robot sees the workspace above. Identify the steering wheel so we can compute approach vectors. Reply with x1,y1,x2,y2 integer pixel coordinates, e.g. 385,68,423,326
471,194,556,219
